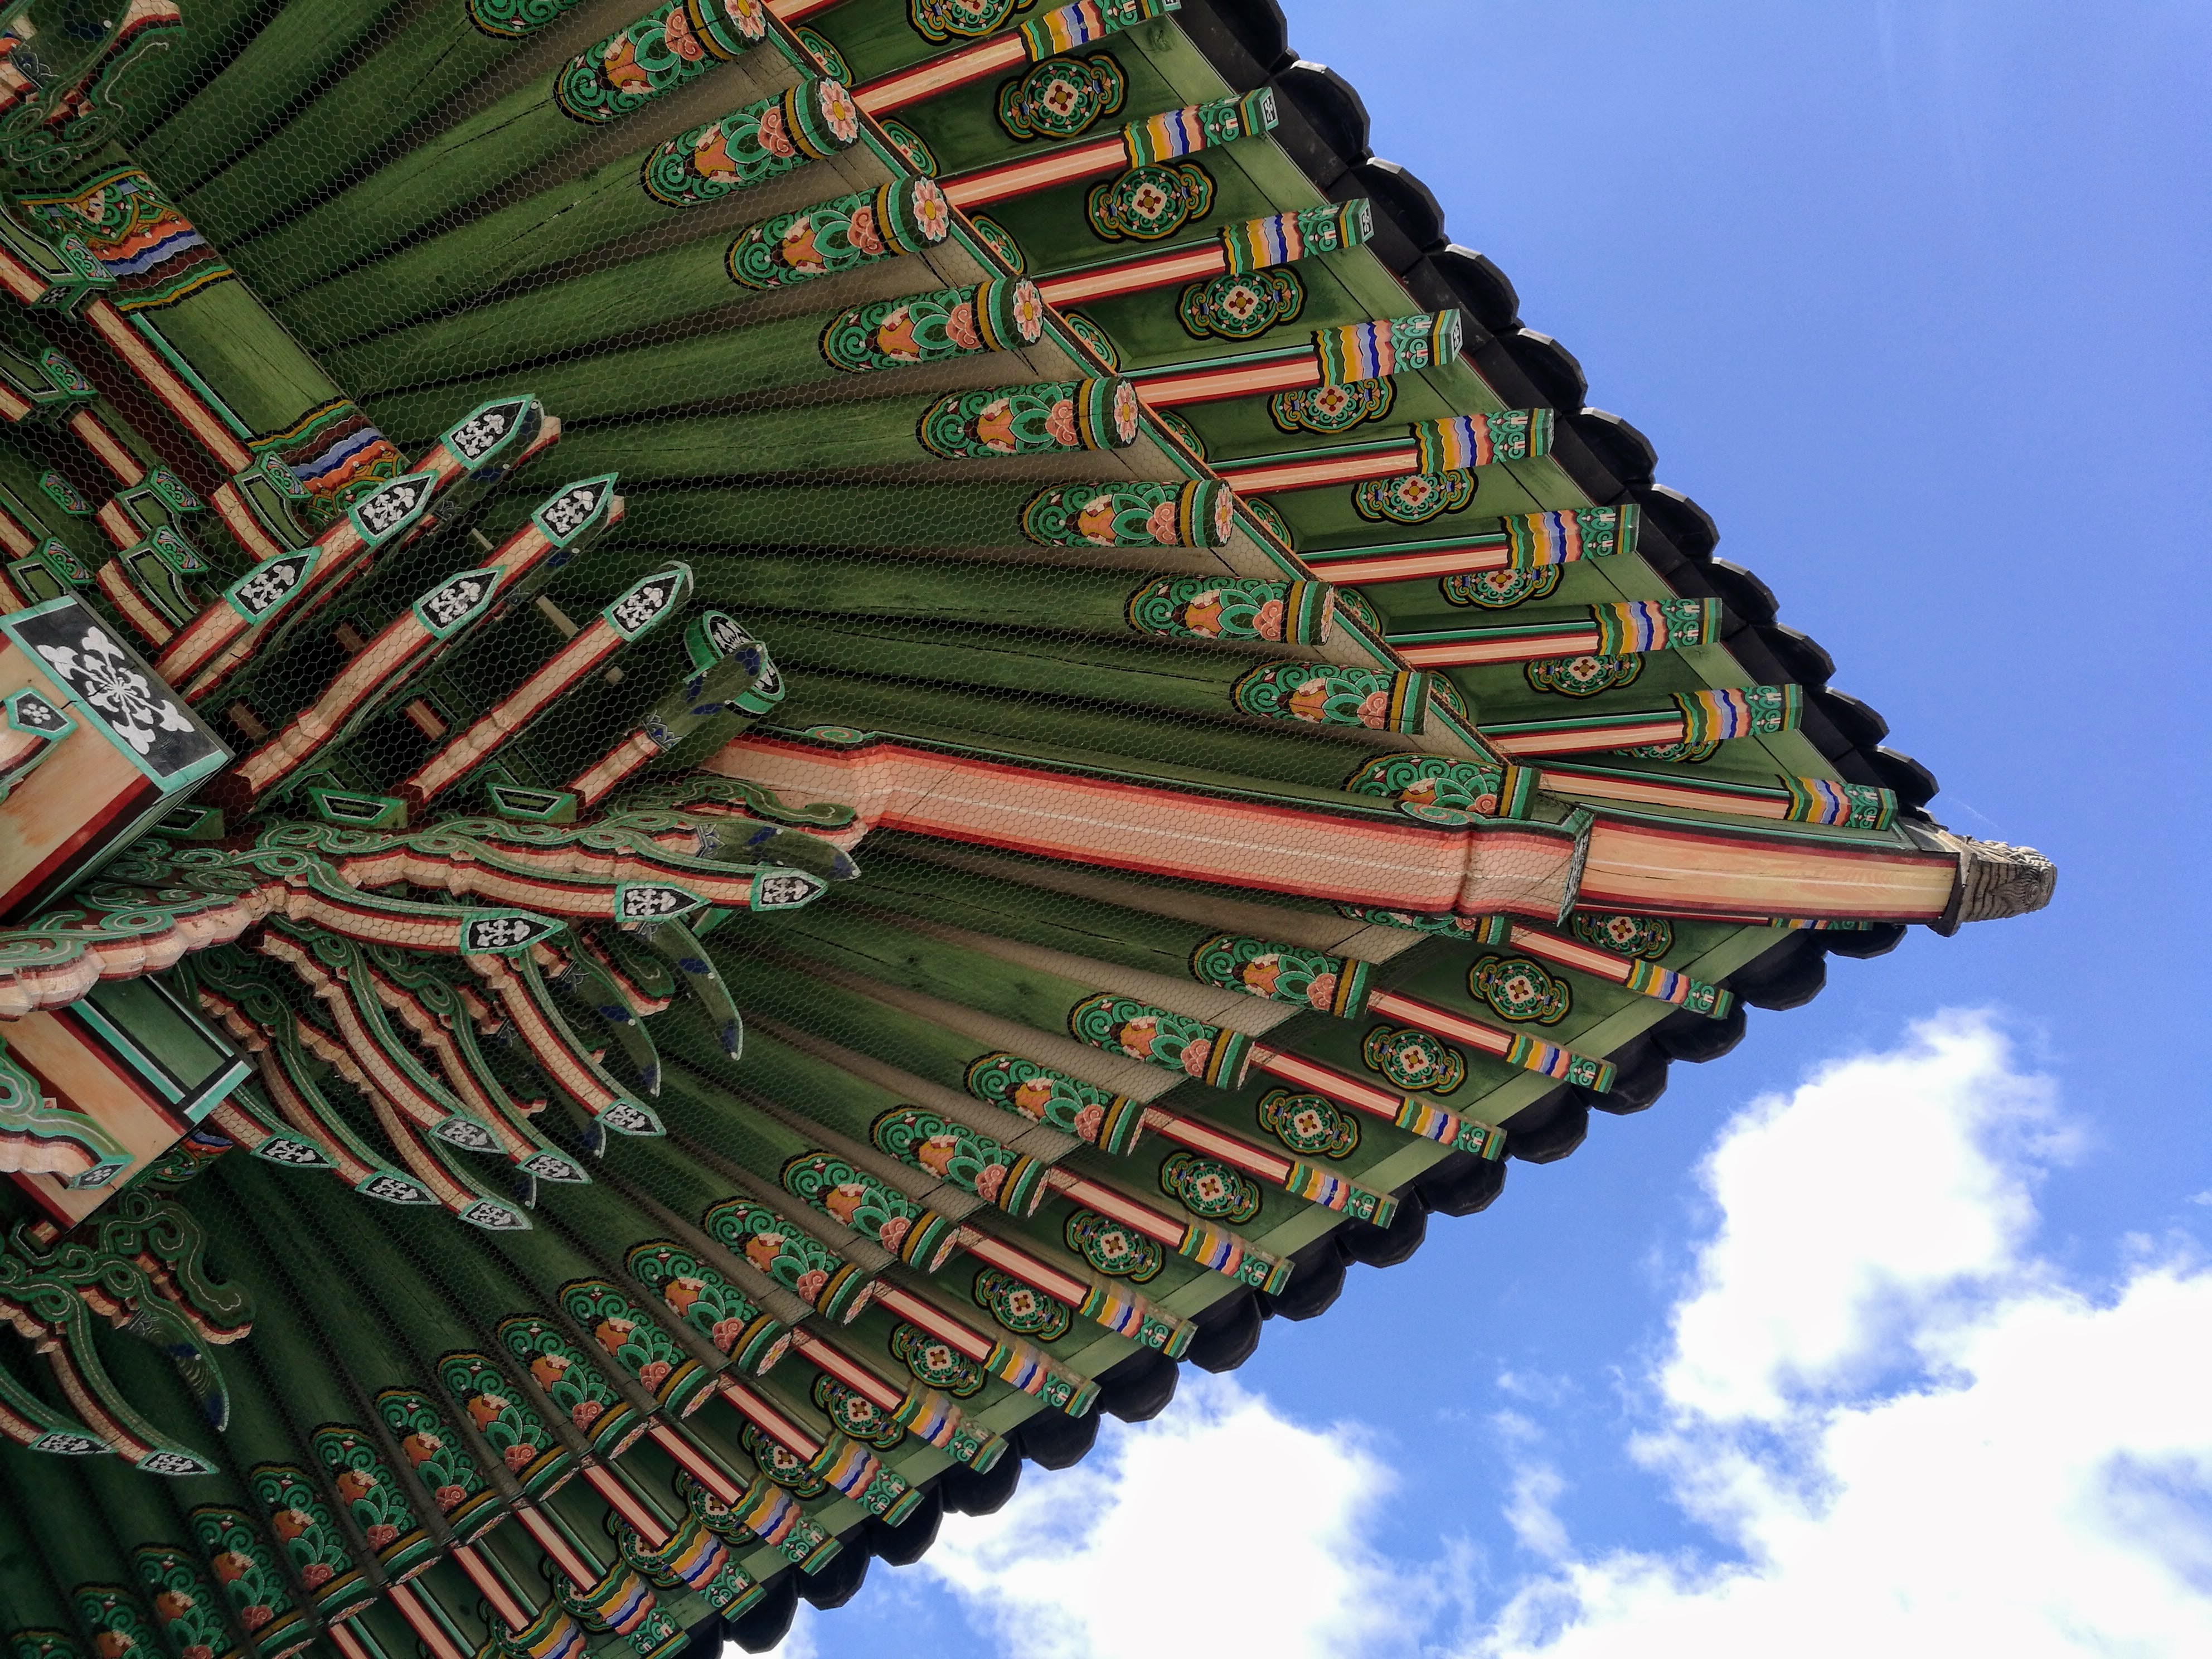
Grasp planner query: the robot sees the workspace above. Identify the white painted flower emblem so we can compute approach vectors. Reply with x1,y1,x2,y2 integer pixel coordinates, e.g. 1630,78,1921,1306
36,626,191,756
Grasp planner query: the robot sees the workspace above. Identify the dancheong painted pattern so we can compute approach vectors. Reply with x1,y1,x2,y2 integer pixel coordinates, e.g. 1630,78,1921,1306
0,2,2051,1655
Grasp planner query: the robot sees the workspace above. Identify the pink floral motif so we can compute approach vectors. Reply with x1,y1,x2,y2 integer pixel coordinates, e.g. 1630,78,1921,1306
1045,399,1078,446
758,107,794,157
818,81,861,142
364,1524,397,1551
637,1359,672,1392
974,1163,1006,1202
503,1442,538,1471
240,1607,274,1634
1251,598,1284,640
1181,1037,1212,1077
1073,1103,1104,1141
1306,972,1338,1010
181,1646,212,1659
571,1400,604,1430
1356,690,1389,728
664,8,702,60
434,1484,466,1514
298,1564,333,1590
794,1267,827,1302
879,1215,911,1250
710,1316,746,1352
1145,501,1180,544
910,181,950,240
721,0,768,37
847,205,883,255
945,301,981,351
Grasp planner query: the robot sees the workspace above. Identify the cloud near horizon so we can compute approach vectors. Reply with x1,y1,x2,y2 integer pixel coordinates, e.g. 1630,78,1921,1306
860,1012,2212,1659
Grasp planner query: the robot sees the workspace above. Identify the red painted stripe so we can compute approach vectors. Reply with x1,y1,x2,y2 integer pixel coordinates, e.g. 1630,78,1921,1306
943,134,1128,208
1216,442,1418,496
855,34,1030,115
1035,243,1228,306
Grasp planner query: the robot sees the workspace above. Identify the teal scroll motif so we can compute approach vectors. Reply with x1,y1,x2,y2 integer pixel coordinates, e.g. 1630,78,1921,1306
467,0,595,38
700,1196,868,1318
1470,955,1572,1025
1232,661,1428,733
554,1,767,125
1362,1026,1466,1094
1256,1088,1359,1160
1160,1151,1261,1224
822,278,1045,372
497,1315,636,1449
245,1464,362,1613
998,53,1126,140
1124,576,1330,644
625,1239,784,1370
870,1106,1040,1214
781,1151,955,1267
643,77,861,207
374,1389,497,1532
1336,902,1509,943
186,1507,303,1650
1526,654,1643,697
890,1323,985,1398
1345,751,1507,815
1355,469,1477,523
963,1051,1142,1153
1022,479,1234,549
917,377,1137,459
1189,933,1366,1016
1065,1210,1163,1282
1272,377,1394,434
1067,993,1249,1087
309,1425,430,1573
726,179,950,291
560,1279,704,1410
972,1267,1070,1341
1180,266,1304,338
132,1548,233,1659
436,1351,565,1489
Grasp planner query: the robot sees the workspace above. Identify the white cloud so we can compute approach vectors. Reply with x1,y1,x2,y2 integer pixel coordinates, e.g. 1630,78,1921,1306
1474,1011,2212,1658
776,1013,2212,1659
919,1373,1423,1659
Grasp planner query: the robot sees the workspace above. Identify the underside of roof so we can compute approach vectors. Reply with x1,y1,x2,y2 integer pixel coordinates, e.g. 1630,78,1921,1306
0,2,2051,1655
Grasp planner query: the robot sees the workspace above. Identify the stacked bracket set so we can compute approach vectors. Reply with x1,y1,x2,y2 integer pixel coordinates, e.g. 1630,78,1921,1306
0,2,2051,1655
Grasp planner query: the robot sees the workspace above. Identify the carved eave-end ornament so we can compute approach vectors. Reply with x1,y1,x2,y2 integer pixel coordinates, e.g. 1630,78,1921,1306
1932,830,2058,931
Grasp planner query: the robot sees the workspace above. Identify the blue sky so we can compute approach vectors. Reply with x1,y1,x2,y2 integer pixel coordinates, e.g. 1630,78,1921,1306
758,4,2211,1652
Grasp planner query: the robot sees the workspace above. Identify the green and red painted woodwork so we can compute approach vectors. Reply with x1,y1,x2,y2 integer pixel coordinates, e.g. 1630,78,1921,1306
0,593,228,923
1297,503,1639,586
212,474,623,806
